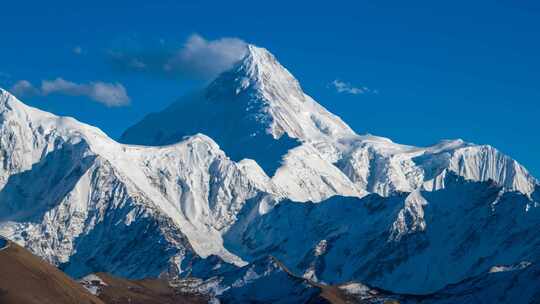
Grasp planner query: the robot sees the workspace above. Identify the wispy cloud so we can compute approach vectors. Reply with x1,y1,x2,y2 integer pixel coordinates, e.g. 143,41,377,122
10,78,130,107
11,80,40,96
73,46,83,55
109,33,248,80
331,79,377,95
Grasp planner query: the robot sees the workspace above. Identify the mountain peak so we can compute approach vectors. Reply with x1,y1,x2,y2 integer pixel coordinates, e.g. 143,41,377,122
121,44,356,175
243,44,279,69
201,44,354,141
122,43,355,148
241,45,289,75
206,44,305,105
240,45,297,83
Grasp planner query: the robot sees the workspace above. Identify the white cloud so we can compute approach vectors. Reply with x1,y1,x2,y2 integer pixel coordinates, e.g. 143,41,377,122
165,34,248,78
10,78,130,107
110,33,248,80
10,80,40,97
331,79,377,95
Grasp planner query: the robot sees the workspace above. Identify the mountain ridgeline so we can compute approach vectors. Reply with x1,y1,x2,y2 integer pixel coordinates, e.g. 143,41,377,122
0,44,539,303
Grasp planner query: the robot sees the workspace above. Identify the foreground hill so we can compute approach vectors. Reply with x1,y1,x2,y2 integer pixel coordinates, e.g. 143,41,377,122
0,237,103,304
79,273,208,304
2,235,539,303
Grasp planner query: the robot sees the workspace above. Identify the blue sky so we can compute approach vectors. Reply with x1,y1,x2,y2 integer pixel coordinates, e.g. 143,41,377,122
1,1,539,176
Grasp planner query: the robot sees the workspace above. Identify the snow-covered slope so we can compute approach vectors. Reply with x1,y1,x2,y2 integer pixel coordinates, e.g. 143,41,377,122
0,88,278,277
337,137,538,197
224,173,540,294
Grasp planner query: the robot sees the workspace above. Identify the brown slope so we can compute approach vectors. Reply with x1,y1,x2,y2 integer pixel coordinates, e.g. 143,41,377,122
0,238,103,304
82,272,209,304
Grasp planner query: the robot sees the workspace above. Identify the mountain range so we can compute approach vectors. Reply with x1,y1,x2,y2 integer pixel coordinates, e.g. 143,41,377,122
0,44,539,303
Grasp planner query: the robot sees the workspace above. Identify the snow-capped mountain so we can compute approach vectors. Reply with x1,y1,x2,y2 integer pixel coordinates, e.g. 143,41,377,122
0,88,278,277
0,43,539,303
225,173,540,294
120,45,356,151
121,45,363,202
122,45,538,201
